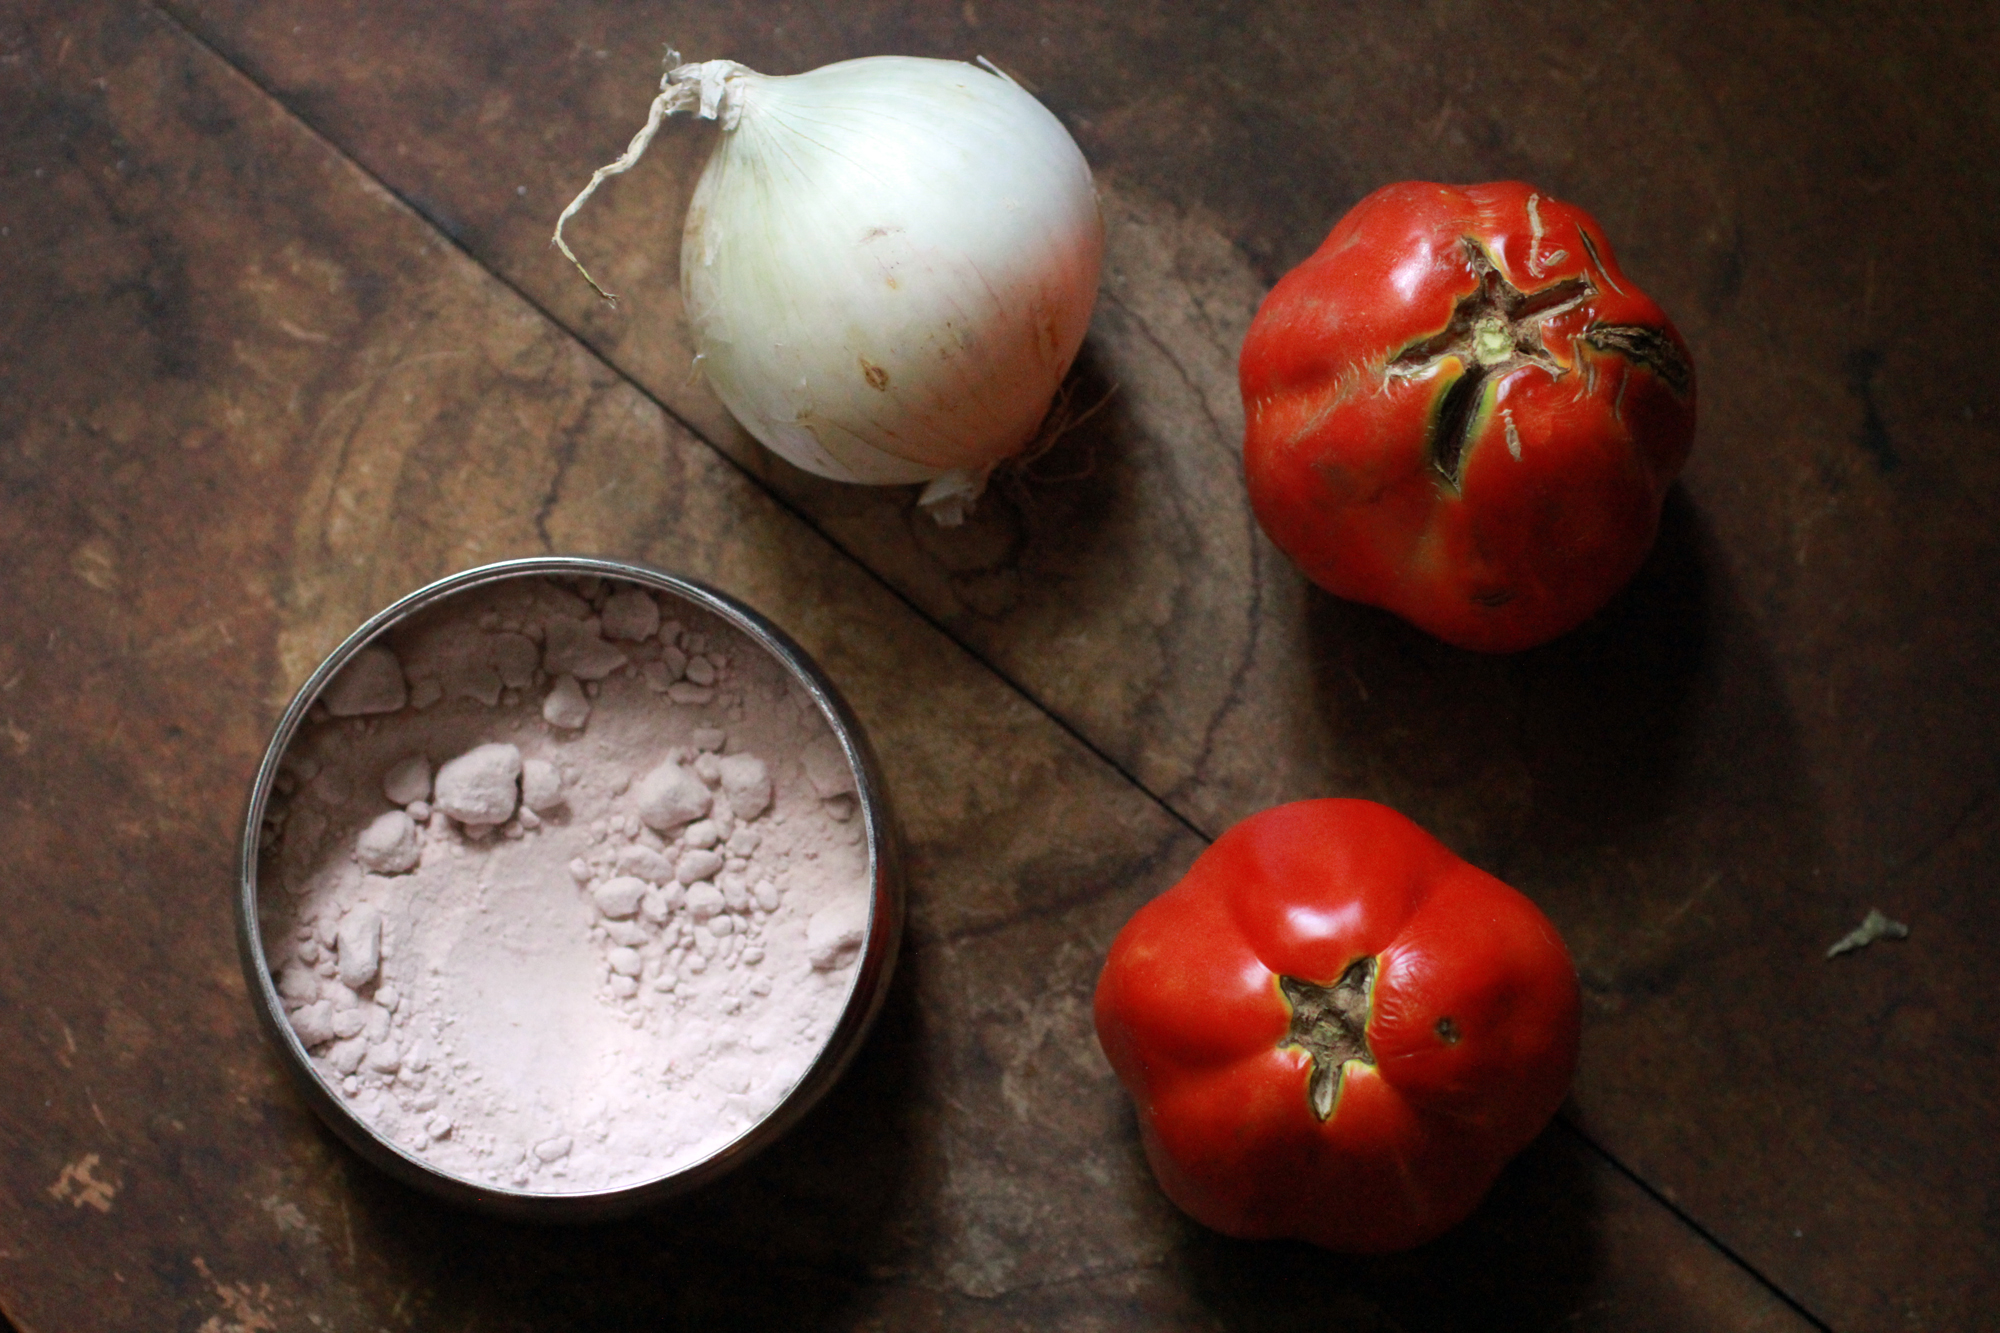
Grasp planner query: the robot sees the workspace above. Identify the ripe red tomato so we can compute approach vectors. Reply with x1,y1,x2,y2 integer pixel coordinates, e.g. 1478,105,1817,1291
1094,799,1580,1253
1240,181,1696,652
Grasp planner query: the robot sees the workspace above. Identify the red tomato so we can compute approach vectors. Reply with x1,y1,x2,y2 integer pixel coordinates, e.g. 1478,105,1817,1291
1094,799,1581,1253
1240,181,1696,652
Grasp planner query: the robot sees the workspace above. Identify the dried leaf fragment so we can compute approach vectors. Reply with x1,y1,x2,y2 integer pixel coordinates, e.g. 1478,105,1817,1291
1826,908,1909,959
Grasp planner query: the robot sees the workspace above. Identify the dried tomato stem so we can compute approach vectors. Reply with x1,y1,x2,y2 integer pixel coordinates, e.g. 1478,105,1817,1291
1278,958,1377,1121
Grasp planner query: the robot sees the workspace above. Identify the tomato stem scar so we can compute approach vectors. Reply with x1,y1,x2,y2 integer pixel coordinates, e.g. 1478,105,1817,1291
1576,225,1625,295
1385,239,1593,491
1278,958,1377,1121
1524,192,1569,278
1581,324,1693,397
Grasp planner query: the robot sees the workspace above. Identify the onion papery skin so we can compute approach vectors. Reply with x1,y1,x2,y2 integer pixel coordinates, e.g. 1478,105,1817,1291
680,57,1104,486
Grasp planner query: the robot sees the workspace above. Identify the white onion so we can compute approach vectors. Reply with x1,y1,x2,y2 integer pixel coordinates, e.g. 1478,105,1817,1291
556,55,1105,523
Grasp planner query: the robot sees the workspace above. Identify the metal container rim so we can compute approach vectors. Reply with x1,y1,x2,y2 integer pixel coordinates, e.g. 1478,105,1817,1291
235,556,903,1222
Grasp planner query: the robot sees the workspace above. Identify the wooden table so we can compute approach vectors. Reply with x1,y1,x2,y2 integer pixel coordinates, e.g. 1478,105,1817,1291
3,1,1993,1328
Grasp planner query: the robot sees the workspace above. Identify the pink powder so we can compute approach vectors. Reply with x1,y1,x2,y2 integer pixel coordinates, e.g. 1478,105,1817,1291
257,576,873,1194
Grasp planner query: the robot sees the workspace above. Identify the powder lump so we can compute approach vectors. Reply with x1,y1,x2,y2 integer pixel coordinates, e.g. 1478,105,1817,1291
257,575,874,1194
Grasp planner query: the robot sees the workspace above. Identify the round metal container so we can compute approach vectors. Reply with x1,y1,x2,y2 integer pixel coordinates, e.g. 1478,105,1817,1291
235,556,902,1221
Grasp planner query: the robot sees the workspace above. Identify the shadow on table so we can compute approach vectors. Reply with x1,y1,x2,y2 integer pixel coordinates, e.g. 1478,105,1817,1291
1298,485,1713,872
1177,1118,1605,1333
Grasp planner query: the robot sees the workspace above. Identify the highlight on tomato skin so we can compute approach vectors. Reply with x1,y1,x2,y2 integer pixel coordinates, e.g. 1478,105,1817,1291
1093,799,1581,1253
1239,180,1697,653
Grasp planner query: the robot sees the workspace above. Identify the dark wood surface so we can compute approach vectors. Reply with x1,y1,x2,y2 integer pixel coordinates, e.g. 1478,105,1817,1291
2,0,1993,1328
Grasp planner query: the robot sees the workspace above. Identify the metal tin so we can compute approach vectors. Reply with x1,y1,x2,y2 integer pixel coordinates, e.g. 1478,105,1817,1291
235,556,902,1222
